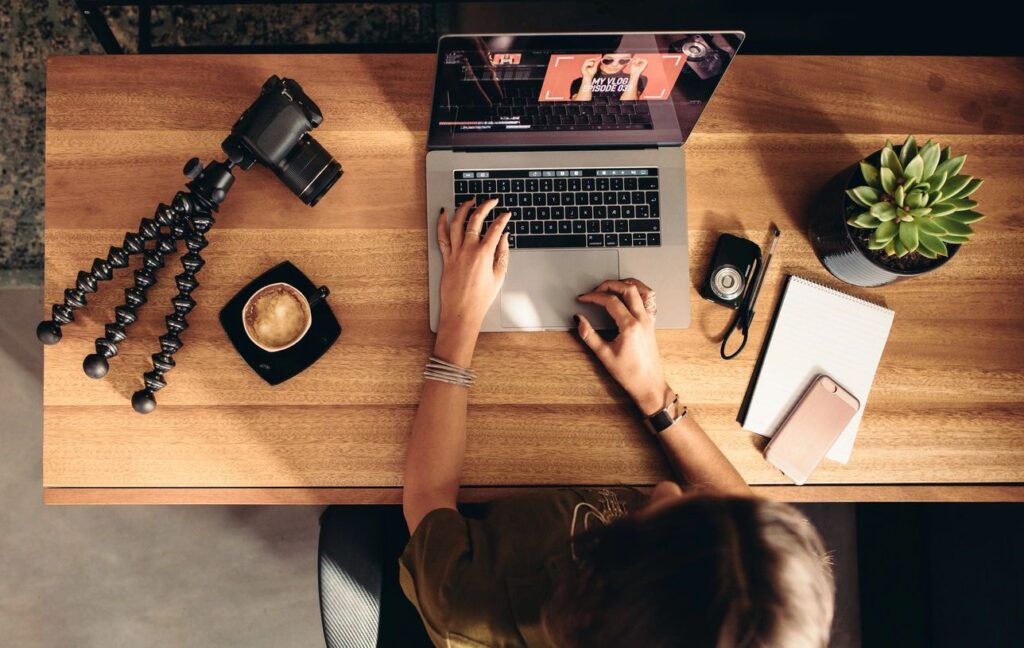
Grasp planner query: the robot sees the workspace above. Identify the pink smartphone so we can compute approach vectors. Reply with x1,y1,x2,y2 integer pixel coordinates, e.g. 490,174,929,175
764,375,860,485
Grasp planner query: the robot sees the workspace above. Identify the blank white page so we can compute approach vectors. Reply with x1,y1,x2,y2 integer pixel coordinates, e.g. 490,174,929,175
742,275,895,464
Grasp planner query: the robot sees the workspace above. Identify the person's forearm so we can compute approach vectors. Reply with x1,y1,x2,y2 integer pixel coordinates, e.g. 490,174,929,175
402,323,479,532
574,81,593,101
642,385,751,497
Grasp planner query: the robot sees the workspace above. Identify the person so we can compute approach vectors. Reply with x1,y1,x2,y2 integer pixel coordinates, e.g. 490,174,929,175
570,53,648,101
401,198,835,647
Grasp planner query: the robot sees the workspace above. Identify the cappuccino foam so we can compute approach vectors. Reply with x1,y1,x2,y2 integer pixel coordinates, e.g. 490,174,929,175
245,285,308,348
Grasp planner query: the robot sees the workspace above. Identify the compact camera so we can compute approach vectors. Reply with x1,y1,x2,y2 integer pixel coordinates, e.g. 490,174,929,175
674,34,726,80
700,233,762,309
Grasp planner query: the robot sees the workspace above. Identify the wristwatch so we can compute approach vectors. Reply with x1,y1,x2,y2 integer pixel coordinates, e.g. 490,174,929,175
643,393,688,435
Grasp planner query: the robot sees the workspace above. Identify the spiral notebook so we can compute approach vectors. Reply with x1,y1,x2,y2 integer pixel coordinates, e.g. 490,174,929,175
741,275,895,464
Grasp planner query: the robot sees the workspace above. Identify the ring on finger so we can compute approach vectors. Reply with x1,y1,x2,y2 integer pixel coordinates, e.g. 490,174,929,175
643,293,657,317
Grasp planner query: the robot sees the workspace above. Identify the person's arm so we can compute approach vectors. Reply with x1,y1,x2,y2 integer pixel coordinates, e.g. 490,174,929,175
572,60,598,101
575,279,751,497
619,58,648,101
403,199,511,534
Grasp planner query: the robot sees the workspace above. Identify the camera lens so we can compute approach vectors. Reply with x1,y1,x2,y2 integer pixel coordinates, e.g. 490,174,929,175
711,265,744,301
278,134,343,206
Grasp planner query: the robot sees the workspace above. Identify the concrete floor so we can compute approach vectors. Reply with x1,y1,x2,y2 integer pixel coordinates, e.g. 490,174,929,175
0,284,325,647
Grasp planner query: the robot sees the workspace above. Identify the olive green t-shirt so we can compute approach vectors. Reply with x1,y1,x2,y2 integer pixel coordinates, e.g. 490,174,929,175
399,488,647,647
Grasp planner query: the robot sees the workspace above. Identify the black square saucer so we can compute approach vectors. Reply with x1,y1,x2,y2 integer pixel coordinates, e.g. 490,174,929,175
219,261,341,385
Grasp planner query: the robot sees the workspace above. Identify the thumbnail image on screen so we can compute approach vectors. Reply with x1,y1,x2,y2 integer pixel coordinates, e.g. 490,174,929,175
537,53,686,102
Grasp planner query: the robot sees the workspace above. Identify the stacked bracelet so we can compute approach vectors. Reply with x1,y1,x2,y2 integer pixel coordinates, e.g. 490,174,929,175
424,356,476,388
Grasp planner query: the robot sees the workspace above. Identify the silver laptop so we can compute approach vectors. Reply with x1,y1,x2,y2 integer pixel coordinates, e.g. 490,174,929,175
426,32,744,332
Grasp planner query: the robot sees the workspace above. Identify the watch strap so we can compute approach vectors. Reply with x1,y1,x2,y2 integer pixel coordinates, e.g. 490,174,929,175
643,394,687,435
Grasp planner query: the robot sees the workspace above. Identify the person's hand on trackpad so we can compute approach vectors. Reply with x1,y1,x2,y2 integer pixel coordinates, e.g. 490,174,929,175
574,279,671,416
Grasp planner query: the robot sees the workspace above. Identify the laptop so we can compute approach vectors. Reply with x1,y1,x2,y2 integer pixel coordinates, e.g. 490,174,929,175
426,32,744,332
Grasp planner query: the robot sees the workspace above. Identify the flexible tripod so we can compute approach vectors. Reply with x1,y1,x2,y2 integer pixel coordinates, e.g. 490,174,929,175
37,158,235,413
37,75,342,413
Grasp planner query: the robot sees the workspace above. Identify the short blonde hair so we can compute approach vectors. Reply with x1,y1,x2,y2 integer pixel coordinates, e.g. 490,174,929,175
544,496,834,648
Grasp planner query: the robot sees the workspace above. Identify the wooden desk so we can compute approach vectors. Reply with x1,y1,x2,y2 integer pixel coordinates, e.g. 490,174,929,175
43,55,1024,504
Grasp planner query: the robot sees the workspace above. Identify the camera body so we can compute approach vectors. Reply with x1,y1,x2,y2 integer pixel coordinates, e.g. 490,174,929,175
674,35,725,80
222,75,342,206
700,233,762,309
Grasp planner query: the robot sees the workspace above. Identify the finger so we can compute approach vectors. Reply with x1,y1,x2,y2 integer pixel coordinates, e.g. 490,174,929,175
436,208,452,264
450,198,475,250
465,198,498,246
494,231,510,277
482,211,511,251
577,292,634,329
574,313,611,362
620,277,654,298
594,280,646,319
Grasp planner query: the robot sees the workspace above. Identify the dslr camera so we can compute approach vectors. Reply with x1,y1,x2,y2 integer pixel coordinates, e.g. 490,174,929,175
222,75,343,206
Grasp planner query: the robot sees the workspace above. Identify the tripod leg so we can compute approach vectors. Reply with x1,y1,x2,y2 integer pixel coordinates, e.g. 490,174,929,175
36,214,164,345
83,199,190,378
131,199,215,414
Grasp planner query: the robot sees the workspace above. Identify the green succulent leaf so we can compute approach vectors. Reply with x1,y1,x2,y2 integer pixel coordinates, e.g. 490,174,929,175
917,218,947,236
916,244,937,259
867,236,888,250
943,198,978,212
939,146,951,163
951,178,984,200
932,217,974,237
900,135,919,166
940,235,971,245
906,190,927,209
940,175,972,201
925,172,947,194
910,207,933,218
874,219,898,243
881,147,904,178
849,212,882,229
895,239,910,258
918,232,948,257
920,141,941,179
946,210,985,224
859,161,881,190
846,186,880,208
928,202,957,218
934,154,966,181
894,184,906,207
899,221,920,252
904,155,925,184
869,202,898,221
883,240,896,256
879,167,897,194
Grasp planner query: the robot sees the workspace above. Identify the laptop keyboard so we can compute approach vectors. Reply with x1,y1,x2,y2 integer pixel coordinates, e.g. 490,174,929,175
453,168,661,249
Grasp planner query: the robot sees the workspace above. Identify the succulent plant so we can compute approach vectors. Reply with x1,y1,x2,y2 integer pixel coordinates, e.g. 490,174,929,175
845,135,984,259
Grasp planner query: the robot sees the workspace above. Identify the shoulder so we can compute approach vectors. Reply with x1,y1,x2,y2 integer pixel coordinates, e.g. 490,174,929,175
400,509,471,640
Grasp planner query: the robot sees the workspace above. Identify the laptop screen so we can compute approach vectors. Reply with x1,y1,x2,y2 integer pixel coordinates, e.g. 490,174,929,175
428,32,744,150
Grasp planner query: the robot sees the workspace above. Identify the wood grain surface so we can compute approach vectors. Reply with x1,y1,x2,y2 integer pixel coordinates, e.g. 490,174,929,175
43,55,1024,503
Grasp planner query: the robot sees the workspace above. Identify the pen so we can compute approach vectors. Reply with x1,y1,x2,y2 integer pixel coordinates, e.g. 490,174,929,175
741,225,781,328
720,225,781,360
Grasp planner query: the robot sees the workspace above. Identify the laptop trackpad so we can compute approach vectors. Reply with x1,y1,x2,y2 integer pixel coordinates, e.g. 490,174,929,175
500,250,619,329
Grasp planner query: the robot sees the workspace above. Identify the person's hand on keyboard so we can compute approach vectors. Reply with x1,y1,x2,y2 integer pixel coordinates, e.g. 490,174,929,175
435,198,512,350
574,278,673,416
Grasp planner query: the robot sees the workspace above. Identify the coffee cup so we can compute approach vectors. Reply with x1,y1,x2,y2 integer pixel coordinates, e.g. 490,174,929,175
242,282,329,352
